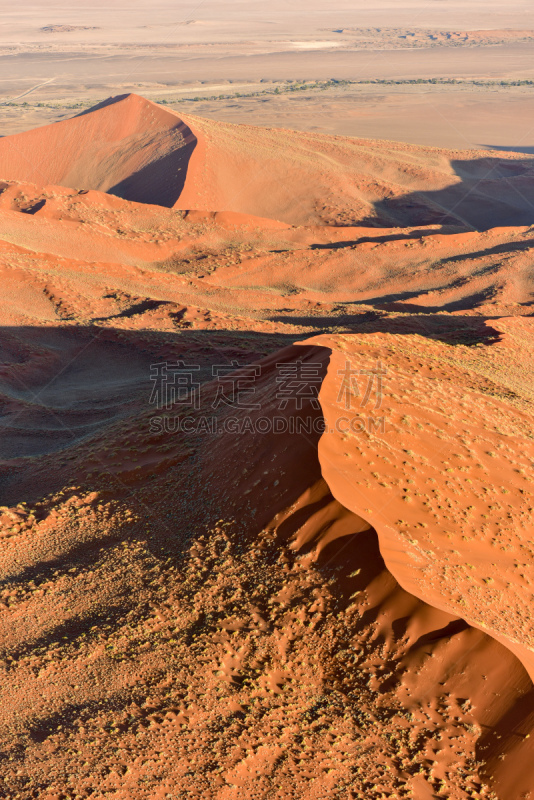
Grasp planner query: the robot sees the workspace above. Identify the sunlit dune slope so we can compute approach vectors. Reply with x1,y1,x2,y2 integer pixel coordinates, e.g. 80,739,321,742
0,179,533,329
308,324,534,681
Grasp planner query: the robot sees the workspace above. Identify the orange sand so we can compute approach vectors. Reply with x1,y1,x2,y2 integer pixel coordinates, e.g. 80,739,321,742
0,95,533,800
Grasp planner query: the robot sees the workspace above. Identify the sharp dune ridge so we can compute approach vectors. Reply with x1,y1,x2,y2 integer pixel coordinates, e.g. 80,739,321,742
0,95,533,799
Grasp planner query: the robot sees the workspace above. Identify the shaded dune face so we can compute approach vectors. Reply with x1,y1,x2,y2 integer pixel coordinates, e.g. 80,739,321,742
1,96,534,798
108,136,196,208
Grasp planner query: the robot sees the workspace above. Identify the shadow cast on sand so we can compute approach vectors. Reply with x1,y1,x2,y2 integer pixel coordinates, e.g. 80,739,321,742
362,155,534,231
268,311,503,344
109,142,196,208
0,314,502,462
482,144,534,155
308,228,449,249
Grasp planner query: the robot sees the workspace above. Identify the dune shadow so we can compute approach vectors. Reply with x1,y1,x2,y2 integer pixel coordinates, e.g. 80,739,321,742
0,531,126,592
410,618,470,650
96,298,173,321
309,229,447,249
5,599,135,666
108,139,196,208
0,325,302,464
362,155,534,231
481,144,534,155
74,94,132,118
268,311,502,345
0,314,502,481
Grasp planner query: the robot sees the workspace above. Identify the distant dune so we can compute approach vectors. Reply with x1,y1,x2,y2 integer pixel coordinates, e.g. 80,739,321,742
1,93,533,229
0,95,197,208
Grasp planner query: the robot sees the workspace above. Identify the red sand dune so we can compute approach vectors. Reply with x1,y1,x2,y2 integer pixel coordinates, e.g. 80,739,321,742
0,96,534,799
1,93,533,228
0,95,197,209
313,326,534,672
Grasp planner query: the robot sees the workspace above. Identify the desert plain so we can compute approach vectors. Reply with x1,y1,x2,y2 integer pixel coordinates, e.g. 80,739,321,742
0,2,534,799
